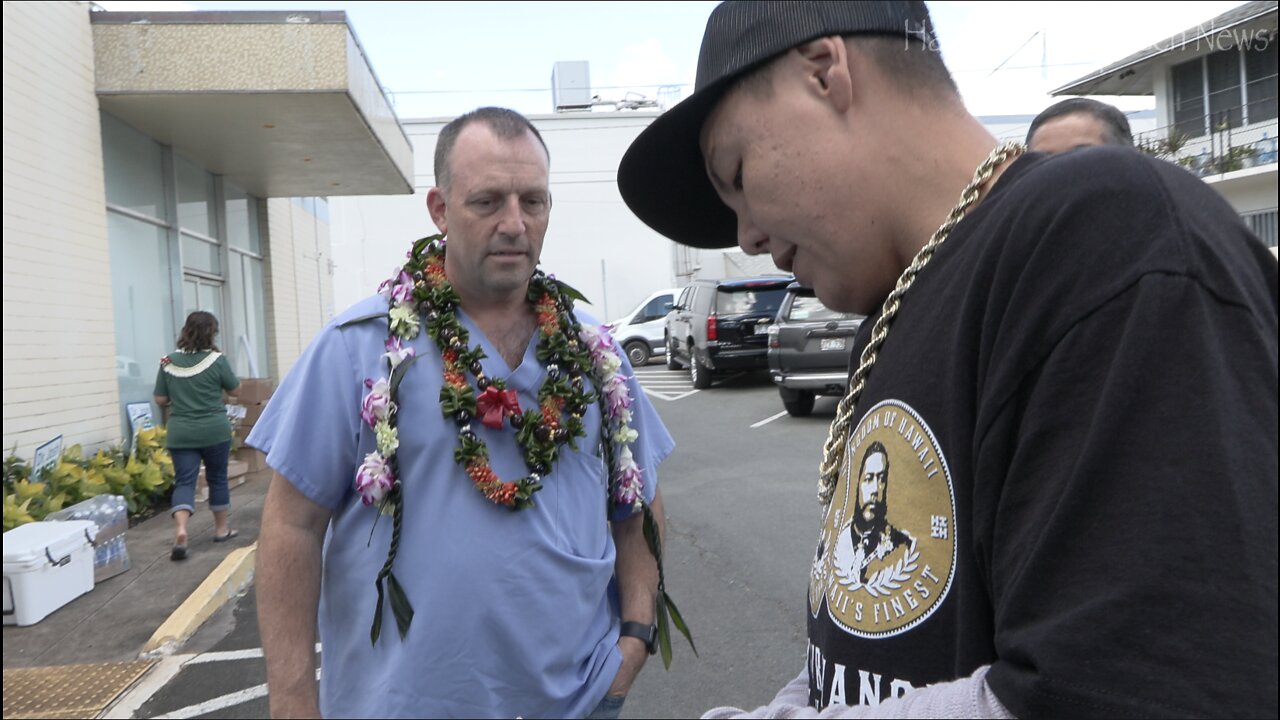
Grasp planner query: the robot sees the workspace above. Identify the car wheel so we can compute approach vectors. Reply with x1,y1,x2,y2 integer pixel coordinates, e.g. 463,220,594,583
665,335,681,370
624,341,650,367
690,350,713,389
781,388,815,417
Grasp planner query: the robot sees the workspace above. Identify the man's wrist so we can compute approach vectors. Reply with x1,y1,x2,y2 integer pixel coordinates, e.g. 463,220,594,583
619,620,658,655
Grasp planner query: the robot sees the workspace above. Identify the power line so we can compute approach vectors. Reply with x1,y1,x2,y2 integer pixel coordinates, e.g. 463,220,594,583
987,31,1042,78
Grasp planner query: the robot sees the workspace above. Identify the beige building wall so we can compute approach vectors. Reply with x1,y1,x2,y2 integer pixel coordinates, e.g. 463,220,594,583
261,198,334,379
2,1,121,459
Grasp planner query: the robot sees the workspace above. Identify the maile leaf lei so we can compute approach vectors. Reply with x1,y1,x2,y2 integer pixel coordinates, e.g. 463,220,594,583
357,235,694,666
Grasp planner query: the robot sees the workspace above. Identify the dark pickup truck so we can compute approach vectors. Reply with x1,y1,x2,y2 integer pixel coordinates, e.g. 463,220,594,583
766,283,864,416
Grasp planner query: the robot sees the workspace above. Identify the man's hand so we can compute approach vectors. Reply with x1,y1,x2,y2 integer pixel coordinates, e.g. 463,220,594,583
606,636,650,698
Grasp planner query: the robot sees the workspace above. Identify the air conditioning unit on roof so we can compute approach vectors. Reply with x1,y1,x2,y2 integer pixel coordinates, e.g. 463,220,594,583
552,61,592,112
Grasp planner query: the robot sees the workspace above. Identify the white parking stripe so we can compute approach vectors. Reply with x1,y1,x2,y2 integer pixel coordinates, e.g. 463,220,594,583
184,648,263,663
155,668,321,719
155,682,269,719
642,388,700,402
101,654,192,719
104,644,326,719
751,410,789,428
184,643,322,664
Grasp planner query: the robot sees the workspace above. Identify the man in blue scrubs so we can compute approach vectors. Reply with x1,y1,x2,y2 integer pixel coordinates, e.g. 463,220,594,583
250,107,674,719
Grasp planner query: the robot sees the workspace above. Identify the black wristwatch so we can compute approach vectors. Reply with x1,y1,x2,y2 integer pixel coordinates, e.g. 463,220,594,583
619,621,658,655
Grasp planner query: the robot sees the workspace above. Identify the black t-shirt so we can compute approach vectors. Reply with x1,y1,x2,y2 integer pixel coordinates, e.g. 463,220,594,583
806,147,1278,718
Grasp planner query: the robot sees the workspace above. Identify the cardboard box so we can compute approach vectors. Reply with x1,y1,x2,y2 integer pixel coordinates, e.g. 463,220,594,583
196,459,249,504
233,446,268,473
236,378,275,404
240,401,267,428
3,520,97,626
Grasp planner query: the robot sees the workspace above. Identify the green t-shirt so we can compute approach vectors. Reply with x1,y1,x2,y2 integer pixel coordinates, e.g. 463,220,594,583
153,351,241,449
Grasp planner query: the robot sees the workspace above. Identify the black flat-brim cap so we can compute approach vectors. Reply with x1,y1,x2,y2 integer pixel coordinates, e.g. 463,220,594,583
618,1,932,249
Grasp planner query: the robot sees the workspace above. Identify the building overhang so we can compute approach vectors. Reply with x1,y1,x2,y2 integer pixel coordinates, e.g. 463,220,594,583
91,10,413,198
1052,2,1277,97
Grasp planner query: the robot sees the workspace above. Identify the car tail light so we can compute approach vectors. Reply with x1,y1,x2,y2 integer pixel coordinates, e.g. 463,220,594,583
706,316,718,341
767,324,780,349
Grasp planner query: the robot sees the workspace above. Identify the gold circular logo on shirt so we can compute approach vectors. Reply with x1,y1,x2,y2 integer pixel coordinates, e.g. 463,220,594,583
808,400,956,638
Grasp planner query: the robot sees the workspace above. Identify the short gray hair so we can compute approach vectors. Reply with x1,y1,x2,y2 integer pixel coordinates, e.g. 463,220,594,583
434,107,550,191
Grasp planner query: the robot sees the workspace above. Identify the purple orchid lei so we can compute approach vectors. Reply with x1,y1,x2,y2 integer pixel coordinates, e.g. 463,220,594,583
579,323,644,510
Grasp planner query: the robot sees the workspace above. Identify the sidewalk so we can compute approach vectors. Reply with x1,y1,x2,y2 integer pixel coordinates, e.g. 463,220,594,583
2,469,271,718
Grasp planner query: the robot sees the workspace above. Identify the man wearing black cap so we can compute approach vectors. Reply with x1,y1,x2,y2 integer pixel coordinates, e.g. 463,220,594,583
618,2,1278,718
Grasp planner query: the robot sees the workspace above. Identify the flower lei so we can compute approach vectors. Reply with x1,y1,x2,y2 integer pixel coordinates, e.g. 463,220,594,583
356,234,694,667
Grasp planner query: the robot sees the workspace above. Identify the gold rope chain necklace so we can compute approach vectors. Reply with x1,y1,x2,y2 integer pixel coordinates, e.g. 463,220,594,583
817,141,1026,505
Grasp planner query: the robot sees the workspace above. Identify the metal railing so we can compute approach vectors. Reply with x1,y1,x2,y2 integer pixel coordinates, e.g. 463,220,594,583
1136,101,1278,178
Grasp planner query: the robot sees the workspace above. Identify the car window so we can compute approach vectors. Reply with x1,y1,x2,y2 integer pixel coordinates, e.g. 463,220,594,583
676,287,691,309
635,294,673,323
716,287,787,316
785,294,859,322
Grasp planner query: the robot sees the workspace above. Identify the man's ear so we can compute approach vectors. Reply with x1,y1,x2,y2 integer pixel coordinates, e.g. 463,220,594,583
426,187,448,235
794,36,851,113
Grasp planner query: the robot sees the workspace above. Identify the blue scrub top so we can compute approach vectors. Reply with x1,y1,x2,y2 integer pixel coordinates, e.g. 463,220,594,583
247,295,674,719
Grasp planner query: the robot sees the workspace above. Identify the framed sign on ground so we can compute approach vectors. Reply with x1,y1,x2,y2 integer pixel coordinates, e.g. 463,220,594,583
32,435,64,481
127,402,155,451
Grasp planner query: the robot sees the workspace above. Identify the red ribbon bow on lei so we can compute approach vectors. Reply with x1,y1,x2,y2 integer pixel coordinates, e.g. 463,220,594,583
476,386,521,430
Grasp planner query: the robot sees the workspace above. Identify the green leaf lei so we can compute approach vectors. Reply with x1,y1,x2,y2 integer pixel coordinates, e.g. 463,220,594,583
360,235,694,667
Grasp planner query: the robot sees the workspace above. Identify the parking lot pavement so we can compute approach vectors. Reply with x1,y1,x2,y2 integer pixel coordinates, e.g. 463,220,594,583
631,366,701,401
624,370,844,719
91,371,847,719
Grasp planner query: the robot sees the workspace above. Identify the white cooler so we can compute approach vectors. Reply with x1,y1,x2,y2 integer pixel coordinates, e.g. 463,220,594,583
3,520,98,626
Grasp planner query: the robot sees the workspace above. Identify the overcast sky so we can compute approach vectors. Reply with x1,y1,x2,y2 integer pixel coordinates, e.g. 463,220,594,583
96,1,1249,120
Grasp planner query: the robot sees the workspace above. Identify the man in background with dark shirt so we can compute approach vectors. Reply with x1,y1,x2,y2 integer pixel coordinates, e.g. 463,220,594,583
1027,97,1134,153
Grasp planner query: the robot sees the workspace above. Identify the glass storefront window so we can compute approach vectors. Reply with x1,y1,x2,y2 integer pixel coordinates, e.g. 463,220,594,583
244,257,268,376
101,113,166,220
181,234,220,274
107,212,175,433
183,278,198,315
226,182,261,254
226,251,269,377
176,156,215,237
200,283,224,323
102,110,272,421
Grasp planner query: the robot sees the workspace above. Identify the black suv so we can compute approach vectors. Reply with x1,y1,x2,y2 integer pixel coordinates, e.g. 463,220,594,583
664,276,792,389
767,283,864,416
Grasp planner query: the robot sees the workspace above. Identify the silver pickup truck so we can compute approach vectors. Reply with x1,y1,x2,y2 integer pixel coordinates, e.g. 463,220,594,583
766,283,864,416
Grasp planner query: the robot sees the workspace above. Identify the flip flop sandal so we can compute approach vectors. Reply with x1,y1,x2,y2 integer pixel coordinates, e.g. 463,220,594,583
213,529,239,543
170,544,188,561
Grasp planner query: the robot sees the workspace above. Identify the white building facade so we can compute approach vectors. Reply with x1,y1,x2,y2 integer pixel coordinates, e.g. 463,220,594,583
1054,1,1278,247
330,110,783,325
2,3,412,459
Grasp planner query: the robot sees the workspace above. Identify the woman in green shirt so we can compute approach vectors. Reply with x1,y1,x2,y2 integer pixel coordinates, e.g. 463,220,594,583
153,311,241,561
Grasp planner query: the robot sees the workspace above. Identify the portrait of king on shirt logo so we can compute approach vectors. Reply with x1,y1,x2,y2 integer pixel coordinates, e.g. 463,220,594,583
809,400,957,638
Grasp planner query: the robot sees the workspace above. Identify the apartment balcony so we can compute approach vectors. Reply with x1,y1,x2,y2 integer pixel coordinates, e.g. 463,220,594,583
1135,104,1277,247
1136,105,1277,178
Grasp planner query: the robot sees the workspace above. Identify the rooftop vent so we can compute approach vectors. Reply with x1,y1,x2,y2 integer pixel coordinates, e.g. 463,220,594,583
552,61,592,112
